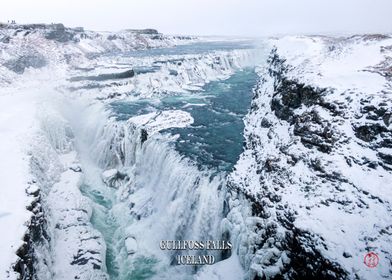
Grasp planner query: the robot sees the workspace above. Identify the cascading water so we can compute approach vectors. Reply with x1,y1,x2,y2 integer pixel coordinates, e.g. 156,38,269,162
36,40,266,280
70,115,226,279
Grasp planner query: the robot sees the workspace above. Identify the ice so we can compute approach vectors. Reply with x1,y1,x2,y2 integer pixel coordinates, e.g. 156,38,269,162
128,110,194,134
102,168,119,181
124,237,138,255
195,254,245,280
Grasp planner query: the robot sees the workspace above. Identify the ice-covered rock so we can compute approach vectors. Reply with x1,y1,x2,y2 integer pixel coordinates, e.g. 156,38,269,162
128,110,194,135
228,35,392,279
101,168,128,189
124,236,137,255
0,23,196,87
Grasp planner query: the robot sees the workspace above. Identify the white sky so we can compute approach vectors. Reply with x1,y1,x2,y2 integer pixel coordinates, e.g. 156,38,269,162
1,0,392,36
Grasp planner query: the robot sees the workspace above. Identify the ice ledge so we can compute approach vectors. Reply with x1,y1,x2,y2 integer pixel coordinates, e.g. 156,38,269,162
127,110,194,135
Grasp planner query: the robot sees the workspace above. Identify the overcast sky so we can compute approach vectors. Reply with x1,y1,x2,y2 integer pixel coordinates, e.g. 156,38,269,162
1,0,392,36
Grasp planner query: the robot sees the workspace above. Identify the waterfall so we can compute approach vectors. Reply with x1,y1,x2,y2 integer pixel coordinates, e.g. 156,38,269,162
23,42,266,279
59,100,228,279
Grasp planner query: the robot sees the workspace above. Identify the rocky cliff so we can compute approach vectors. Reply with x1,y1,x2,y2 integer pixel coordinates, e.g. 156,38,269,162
228,35,392,279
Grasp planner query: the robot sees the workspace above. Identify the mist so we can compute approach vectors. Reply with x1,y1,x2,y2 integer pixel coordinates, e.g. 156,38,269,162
1,0,392,36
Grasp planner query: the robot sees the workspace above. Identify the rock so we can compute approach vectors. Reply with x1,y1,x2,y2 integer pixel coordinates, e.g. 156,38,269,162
0,35,10,43
126,29,159,35
4,54,47,74
101,169,128,189
44,24,75,42
378,152,392,165
107,34,118,40
70,69,135,82
383,112,391,126
271,77,327,123
140,129,148,144
70,164,82,172
169,69,178,76
70,249,101,267
125,236,137,255
73,27,84,32
26,185,40,196
354,123,388,142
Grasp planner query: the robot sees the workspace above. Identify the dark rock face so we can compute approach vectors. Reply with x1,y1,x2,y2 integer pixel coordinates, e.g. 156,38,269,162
0,35,10,43
353,104,392,168
228,186,349,280
13,185,49,280
70,249,102,269
70,69,135,82
126,29,159,35
102,169,129,189
279,228,348,280
44,24,76,42
271,79,326,123
4,54,47,74
293,110,336,153
44,29,74,42
354,123,388,142
268,51,340,154
107,34,119,41
140,129,148,144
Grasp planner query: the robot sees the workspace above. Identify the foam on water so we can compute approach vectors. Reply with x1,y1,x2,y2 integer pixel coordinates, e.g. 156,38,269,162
109,68,258,172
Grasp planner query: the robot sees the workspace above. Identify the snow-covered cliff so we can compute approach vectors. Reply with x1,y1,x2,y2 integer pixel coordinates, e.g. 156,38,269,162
0,23,194,85
228,35,392,279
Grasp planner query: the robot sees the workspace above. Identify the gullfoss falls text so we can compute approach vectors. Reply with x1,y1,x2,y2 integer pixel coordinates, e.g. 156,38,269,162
160,240,232,265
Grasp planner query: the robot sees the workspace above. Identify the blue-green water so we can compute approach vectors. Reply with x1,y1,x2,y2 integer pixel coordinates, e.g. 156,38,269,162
80,41,261,279
79,184,119,277
110,67,257,172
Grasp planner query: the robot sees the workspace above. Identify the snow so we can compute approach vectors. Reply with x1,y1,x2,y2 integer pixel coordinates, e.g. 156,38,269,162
47,152,107,280
271,35,391,94
228,34,392,279
128,110,194,134
124,236,138,255
0,89,37,279
195,254,245,280
101,168,118,181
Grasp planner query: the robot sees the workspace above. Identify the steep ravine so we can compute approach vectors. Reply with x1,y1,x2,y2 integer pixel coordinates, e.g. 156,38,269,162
1,25,262,280
15,50,259,279
12,36,392,280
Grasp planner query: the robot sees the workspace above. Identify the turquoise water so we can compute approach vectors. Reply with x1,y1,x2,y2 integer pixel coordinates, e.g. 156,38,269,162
80,41,260,280
110,67,257,172
79,184,120,277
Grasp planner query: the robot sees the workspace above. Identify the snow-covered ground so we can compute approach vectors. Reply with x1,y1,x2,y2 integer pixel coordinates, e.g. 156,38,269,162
0,84,38,279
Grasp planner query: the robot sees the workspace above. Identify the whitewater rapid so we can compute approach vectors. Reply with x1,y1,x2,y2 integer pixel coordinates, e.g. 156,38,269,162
60,99,228,279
